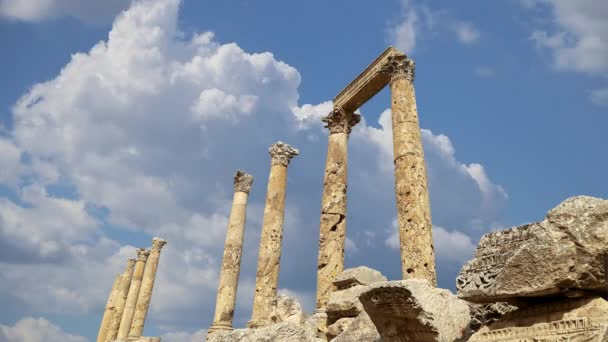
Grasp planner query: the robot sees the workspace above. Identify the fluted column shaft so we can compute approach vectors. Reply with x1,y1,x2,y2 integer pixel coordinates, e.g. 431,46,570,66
117,248,149,339
97,275,121,342
129,237,167,338
209,171,254,332
248,142,299,328
383,55,436,284
315,108,360,310
105,258,136,341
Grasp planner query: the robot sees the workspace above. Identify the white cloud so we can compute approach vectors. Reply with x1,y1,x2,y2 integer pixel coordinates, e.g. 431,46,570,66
0,317,87,342
590,87,608,107
161,329,207,342
453,21,480,44
291,101,332,129
528,0,608,74
0,0,129,24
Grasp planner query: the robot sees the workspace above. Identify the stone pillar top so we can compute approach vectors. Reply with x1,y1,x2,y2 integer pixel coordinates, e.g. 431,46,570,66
268,141,299,166
234,170,254,194
380,54,415,83
151,237,167,251
322,107,361,135
137,248,151,261
126,258,136,271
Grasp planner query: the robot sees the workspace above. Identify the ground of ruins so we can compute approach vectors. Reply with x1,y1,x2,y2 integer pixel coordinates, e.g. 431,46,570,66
97,47,608,342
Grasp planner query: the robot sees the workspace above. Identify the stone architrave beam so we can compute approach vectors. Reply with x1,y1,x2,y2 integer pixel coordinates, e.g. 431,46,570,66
248,142,299,328
209,170,254,333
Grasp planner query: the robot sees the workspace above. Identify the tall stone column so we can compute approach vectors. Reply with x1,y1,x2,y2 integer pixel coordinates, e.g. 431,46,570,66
248,141,299,328
97,275,121,342
315,107,360,311
129,237,167,338
117,248,149,340
381,54,436,285
209,170,254,333
105,258,136,341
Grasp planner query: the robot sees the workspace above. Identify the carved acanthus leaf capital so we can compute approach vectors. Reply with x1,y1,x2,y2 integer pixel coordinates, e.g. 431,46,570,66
136,248,150,261
125,258,136,271
234,170,254,193
268,141,299,166
321,107,361,135
151,237,167,252
380,54,415,83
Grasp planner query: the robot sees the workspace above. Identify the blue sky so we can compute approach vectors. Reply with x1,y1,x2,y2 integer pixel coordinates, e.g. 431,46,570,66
0,0,606,341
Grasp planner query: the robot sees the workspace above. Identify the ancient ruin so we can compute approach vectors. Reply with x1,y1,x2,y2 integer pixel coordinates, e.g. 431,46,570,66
97,238,166,342
94,46,608,342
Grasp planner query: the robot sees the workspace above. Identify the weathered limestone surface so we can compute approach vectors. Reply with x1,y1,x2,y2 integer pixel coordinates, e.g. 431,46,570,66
359,279,471,342
333,266,387,289
381,55,436,284
316,108,360,311
129,337,161,342
129,238,167,338
269,295,307,326
467,302,518,335
118,248,149,339
106,258,136,341
327,285,368,320
331,312,379,342
457,196,608,303
209,296,323,342
97,275,121,342
249,142,299,328
209,171,253,333
469,297,608,341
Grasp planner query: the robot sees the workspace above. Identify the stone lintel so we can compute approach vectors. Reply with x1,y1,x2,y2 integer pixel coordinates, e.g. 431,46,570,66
333,46,402,113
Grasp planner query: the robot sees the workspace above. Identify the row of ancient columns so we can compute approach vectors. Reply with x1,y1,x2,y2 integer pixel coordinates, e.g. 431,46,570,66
208,54,436,331
97,237,167,342
208,142,300,333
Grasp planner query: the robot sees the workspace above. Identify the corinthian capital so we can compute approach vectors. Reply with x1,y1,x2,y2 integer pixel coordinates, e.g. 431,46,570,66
380,54,415,83
234,170,254,193
269,141,299,166
136,248,150,262
151,237,167,252
322,107,361,135
125,258,136,272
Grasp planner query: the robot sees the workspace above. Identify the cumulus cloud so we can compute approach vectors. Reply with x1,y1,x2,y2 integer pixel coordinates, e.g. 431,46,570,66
0,317,87,342
0,0,130,24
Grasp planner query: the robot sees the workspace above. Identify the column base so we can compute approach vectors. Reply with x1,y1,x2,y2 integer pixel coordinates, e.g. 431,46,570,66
207,323,233,333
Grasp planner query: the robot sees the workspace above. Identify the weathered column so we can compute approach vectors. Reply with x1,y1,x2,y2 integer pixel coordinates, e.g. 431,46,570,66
248,141,299,328
97,275,121,342
381,54,436,285
208,170,254,333
129,237,167,338
105,258,136,341
315,107,360,311
117,248,149,340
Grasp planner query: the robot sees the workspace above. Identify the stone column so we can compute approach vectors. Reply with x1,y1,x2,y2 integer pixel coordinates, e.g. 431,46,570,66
117,248,149,340
248,142,299,328
381,54,436,285
105,258,136,341
209,170,254,333
129,237,167,338
315,107,360,311
97,275,121,342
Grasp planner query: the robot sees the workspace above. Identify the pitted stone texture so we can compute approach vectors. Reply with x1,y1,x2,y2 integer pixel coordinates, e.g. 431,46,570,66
269,295,307,326
207,317,323,342
332,312,380,342
106,259,136,341
333,266,387,289
326,317,354,340
467,302,518,335
457,196,608,303
210,181,251,332
359,279,471,342
97,275,121,342
388,61,436,284
327,285,368,320
249,146,298,328
469,297,608,341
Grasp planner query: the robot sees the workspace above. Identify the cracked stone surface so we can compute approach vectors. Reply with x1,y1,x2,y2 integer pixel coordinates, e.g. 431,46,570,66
359,279,471,342
457,196,608,303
